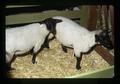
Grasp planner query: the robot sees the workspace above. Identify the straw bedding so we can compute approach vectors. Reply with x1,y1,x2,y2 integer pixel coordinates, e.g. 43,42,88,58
8,38,110,78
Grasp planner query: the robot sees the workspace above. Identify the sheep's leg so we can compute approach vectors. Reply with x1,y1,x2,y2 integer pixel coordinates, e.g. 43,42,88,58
74,54,82,70
32,53,37,64
6,52,15,70
61,45,67,53
44,38,50,49
32,44,42,64
73,45,82,70
6,63,15,70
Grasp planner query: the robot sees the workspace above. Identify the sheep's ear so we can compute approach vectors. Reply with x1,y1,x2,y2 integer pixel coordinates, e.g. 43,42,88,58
95,34,99,42
53,19,62,23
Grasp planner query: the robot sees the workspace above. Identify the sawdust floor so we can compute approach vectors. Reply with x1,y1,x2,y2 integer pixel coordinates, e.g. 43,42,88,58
8,39,111,78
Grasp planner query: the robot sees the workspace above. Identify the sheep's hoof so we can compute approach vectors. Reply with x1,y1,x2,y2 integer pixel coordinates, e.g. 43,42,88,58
44,45,50,49
63,50,67,53
10,67,15,70
76,66,81,70
6,66,15,71
32,60,37,64
62,48,68,53
61,45,68,53
46,46,50,49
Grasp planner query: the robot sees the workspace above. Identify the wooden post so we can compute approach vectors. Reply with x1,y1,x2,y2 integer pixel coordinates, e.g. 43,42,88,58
87,6,114,65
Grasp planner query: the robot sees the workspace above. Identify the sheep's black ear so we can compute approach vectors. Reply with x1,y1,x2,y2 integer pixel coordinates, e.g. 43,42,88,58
41,18,62,24
53,19,62,24
95,34,99,42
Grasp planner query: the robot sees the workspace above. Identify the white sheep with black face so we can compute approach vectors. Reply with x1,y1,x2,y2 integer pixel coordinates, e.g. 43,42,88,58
6,18,62,70
6,23,50,70
46,16,113,70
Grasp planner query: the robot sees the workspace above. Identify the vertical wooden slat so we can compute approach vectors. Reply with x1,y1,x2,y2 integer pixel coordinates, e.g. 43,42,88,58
103,5,109,29
87,6,97,31
99,6,103,29
109,5,114,47
87,6,114,65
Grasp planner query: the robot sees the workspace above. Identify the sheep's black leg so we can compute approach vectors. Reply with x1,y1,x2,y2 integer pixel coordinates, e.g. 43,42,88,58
6,54,16,71
44,38,50,49
44,34,50,49
76,57,81,70
74,54,82,70
61,45,67,53
32,53,37,64
7,66,15,70
6,63,15,71
31,47,38,64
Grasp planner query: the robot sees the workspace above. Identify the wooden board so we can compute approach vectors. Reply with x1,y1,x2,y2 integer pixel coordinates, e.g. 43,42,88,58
6,6,89,27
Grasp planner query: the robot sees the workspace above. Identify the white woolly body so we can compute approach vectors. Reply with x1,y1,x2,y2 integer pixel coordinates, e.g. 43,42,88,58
6,23,49,63
52,16,97,57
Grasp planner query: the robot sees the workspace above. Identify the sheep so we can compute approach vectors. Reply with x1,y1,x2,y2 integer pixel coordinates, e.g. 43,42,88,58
6,19,62,70
44,16,113,70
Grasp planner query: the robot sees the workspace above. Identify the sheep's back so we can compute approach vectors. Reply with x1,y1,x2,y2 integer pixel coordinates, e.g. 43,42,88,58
54,16,89,46
53,16,96,51
6,23,47,54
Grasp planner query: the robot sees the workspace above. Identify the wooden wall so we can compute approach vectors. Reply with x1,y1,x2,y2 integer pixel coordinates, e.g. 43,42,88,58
6,5,89,27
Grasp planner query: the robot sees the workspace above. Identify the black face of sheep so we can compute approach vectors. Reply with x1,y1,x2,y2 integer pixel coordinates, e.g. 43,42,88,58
41,18,62,35
95,30,113,50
